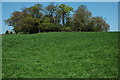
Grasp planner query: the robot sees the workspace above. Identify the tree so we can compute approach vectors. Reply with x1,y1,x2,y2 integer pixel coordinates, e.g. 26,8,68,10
5,4,44,34
39,16,51,32
45,3,57,24
91,17,110,31
22,4,44,18
21,4,44,33
5,11,24,33
73,5,92,31
58,4,73,25
5,3,110,33
53,4,61,25
45,4,62,31
46,3,56,17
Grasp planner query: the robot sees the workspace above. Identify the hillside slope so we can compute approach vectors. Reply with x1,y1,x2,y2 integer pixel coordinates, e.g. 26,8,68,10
2,32,118,78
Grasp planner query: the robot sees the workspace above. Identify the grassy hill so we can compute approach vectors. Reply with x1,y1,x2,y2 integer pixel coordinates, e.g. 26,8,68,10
2,32,118,78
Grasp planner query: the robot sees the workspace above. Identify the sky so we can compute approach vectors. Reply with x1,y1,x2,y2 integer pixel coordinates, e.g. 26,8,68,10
1,2,118,33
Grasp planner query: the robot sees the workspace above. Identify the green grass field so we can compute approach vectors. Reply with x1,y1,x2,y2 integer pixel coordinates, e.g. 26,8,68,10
2,32,118,78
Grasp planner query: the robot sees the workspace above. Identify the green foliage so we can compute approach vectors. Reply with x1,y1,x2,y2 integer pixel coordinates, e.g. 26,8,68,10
91,17,110,31
62,27,71,32
49,24,61,32
2,32,118,78
59,4,73,13
58,4,73,25
5,3,110,34
46,3,56,17
73,5,92,31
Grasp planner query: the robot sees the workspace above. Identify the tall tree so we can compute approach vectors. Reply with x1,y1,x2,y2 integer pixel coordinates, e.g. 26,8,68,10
53,4,61,25
73,5,92,31
5,11,25,33
58,4,73,25
22,4,44,18
46,3,56,17
91,17,110,31
5,4,44,34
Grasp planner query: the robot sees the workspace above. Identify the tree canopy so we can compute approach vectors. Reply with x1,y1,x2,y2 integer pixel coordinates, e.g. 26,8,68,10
5,3,110,34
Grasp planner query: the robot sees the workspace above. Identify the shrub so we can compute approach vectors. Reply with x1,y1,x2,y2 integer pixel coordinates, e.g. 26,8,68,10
5,30,9,34
49,24,61,32
10,31,13,34
62,27,71,32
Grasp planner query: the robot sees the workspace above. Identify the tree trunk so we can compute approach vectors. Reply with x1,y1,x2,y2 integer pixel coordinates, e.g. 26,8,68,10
62,13,65,26
38,27,40,33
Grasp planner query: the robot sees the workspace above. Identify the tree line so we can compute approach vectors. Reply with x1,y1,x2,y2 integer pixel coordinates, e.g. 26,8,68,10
5,3,110,34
